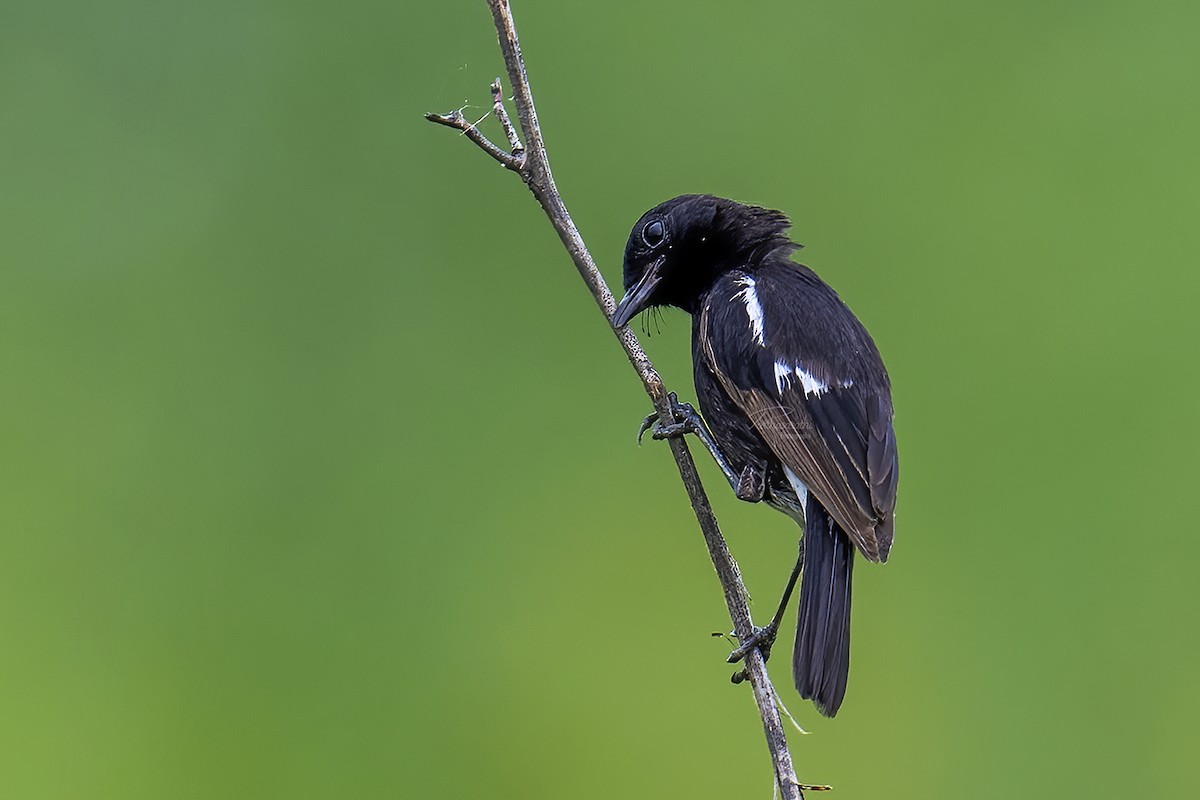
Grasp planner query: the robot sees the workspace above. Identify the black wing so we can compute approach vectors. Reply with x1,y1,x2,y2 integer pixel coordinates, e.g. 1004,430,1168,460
698,264,898,562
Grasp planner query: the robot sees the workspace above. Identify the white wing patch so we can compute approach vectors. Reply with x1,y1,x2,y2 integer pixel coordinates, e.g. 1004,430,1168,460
773,360,829,396
730,275,852,399
732,276,765,346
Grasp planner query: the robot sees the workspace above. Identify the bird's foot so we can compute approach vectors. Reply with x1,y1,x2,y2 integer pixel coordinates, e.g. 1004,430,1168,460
717,624,779,684
726,623,778,665
637,392,704,444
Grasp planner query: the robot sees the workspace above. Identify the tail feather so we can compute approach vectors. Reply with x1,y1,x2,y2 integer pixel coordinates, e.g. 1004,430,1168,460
793,497,854,717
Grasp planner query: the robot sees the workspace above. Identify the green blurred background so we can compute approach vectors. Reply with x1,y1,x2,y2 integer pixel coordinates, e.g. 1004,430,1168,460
2,0,1198,797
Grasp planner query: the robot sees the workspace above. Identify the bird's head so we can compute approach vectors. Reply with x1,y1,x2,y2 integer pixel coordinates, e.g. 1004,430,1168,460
612,194,794,328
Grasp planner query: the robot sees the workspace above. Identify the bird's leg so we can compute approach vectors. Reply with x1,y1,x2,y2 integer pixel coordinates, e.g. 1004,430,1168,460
728,538,804,670
638,392,741,493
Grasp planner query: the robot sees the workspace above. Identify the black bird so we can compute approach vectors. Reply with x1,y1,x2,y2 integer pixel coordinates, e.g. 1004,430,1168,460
612,195,898,717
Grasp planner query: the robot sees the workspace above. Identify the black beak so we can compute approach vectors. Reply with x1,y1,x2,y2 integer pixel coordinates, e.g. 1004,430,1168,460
612,257,665,328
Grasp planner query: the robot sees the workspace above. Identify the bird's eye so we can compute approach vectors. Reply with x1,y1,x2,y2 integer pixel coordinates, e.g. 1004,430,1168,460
642,220,665,248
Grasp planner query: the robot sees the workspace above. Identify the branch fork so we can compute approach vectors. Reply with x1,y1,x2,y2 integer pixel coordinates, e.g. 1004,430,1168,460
425,79,525,172
426,3,813,797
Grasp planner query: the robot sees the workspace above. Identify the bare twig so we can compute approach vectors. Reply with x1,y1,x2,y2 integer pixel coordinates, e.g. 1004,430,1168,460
490,78,523,155
423,109,522,171
426,3,809,797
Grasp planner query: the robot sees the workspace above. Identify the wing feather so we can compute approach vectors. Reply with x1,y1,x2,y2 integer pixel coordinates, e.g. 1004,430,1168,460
699,269,898,562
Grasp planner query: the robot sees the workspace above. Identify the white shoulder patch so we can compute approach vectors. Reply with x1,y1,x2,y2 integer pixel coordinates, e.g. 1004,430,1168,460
732,276,765,346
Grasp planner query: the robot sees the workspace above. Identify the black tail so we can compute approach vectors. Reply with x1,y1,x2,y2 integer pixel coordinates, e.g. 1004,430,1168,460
793,497,855,717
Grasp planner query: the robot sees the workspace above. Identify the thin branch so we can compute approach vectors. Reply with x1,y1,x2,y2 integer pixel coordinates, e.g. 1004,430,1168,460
423,109,522,171
426,2,809,797
490,78,523,154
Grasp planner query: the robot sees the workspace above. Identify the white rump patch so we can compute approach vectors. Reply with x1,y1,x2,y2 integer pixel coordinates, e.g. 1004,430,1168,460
773,360,830,397
732,276,765,346
783,466,809,511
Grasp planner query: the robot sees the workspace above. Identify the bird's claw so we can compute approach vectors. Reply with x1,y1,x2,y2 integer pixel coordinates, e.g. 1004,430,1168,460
636,412,658,445
636,392,704,445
